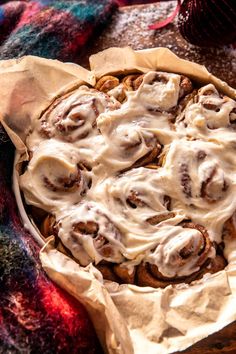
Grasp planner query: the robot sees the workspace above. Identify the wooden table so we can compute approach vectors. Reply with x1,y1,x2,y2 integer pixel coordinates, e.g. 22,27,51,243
78,2,236,353
79,2,236,89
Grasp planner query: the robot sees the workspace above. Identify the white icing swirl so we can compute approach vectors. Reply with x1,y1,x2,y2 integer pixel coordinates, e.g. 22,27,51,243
20,140,90,212
131,71,180,111
145,225,215,278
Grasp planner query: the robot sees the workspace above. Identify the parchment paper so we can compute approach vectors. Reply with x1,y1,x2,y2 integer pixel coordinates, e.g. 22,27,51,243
1,47,236,354
0,56,95,156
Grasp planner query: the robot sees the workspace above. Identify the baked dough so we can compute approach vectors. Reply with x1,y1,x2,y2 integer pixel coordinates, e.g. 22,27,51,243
19,70,236,288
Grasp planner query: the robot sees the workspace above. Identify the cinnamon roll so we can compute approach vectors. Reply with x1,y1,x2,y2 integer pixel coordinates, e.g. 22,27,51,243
98,72,193,108
40,214,57,238
96,112,164,172
54,202,124,266
122,74,143,92
95,75,120,93
137,254,226,288
177,84,236,131
164,138,230,208
95,74,142,103
39,85,120,142
128,72,192,111
20,140,91,212
47,215,225,288
137,222,216,288
21,69,236,289
137,222,226,288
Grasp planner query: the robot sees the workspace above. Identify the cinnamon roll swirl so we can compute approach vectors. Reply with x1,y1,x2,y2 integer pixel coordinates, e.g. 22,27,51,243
164,138,230,209
97,72,193,108
20,140,91,212
137,222,215,288
177,84,236,131
53,202,124,266
43,215,225,288
21,69,236,289
39,85,120,142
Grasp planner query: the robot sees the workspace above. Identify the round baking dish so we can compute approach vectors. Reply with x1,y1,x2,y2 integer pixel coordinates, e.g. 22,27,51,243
13,152,45,248
7,48,236,354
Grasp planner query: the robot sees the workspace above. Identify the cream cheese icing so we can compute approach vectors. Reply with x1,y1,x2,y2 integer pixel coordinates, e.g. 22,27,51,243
19,71,236,279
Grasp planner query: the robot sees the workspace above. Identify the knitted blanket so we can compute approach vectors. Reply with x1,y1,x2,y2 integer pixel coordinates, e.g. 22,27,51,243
0,142,102,353
0,1,119,353
0,0,117,61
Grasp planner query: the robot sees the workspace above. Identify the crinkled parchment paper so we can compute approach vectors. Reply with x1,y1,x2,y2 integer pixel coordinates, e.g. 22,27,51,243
0,56,95,156
1,48,236,354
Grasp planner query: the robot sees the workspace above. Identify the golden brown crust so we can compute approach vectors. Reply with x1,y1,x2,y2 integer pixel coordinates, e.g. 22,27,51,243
113,264,136,284
40,214,56,238
136,255,226,289
137,263,168,288
122,74,143,91
179,75,194,99
195,255,227,279
95,75,120,93
96,263,120,282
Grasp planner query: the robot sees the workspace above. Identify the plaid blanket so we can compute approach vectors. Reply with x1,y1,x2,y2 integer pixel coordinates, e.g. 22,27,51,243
0,1,119,353
0,0,117,61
